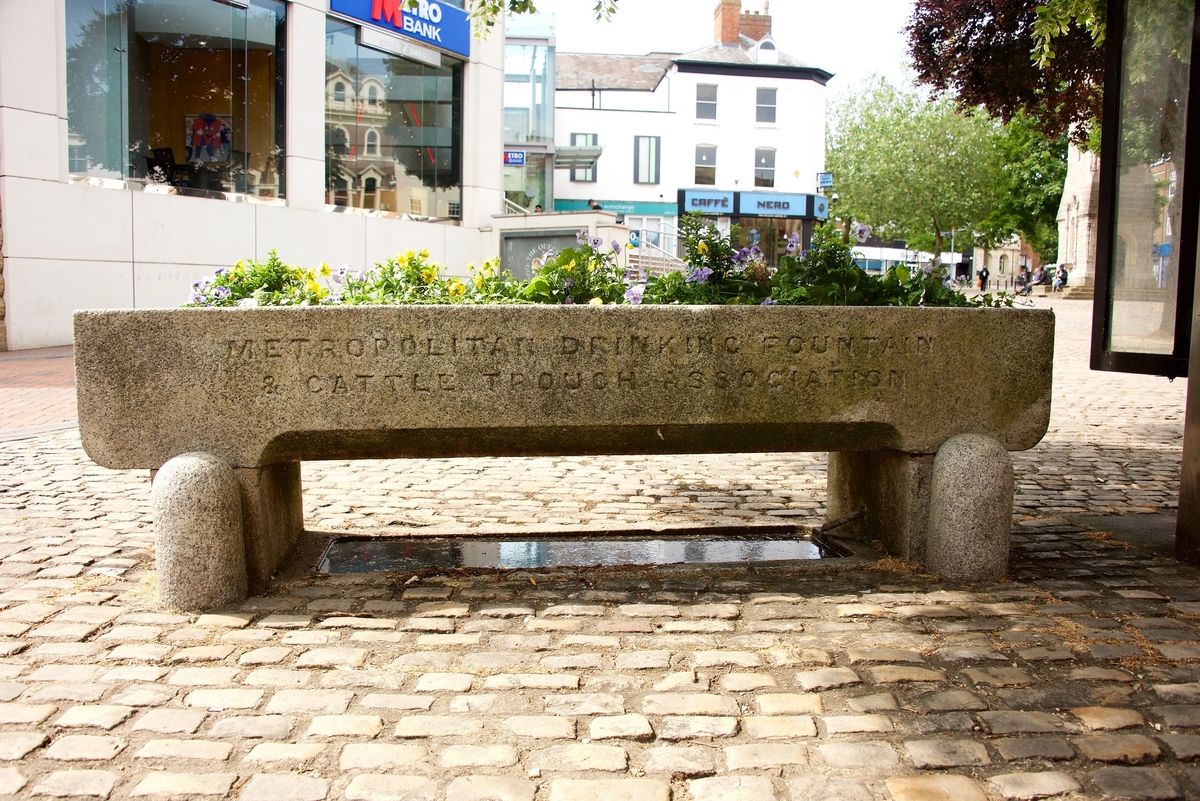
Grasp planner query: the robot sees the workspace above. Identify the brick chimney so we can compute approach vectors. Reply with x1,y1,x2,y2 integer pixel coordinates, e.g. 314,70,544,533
714,0,741,45
739,2,772,42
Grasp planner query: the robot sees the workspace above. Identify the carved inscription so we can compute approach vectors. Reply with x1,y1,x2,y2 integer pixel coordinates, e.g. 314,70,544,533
229,330,934,400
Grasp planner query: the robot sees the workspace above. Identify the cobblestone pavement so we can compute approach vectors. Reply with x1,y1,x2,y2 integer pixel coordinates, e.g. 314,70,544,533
0,297,1195,800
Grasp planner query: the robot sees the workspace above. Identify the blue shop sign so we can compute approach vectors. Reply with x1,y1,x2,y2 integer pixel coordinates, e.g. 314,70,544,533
504,151,526,166
329,0,471,60
679,190,735,214
812,195,829,220
738,192,811,218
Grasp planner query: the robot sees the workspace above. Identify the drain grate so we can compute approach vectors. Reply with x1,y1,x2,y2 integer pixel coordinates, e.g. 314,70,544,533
318,530,845,574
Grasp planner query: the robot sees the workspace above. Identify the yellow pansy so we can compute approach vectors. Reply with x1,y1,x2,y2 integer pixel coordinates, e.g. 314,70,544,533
588,297,603,305
404,249,416,261
697,242,710,255
420,268,437,284
448,280,466,298
473,274,484,290
420,248,429,259
319,263,331,277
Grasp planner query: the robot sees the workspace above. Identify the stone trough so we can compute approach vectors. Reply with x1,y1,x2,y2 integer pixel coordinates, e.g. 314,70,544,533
74,305,1054,610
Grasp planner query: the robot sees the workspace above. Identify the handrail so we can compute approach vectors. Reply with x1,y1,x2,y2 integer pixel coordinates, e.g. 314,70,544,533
504,197,530,215
629,237,687,280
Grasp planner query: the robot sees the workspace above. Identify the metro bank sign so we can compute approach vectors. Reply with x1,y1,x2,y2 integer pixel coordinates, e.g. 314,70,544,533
329,0,471,59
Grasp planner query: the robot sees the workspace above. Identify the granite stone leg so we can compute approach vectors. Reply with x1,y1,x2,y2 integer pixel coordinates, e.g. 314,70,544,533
826,451,933,562
926,434,1014,582
151,452,247,611
234,462,304,594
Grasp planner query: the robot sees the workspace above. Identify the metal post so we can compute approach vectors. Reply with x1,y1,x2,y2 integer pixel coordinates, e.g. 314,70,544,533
1178,265,1200,563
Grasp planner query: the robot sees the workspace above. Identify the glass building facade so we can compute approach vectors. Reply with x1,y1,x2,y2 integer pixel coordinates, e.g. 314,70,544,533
324,19,463,218
65,0,287,198
502,20,554,212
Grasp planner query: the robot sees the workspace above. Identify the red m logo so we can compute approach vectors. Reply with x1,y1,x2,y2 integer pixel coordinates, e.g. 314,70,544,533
371,0,402,27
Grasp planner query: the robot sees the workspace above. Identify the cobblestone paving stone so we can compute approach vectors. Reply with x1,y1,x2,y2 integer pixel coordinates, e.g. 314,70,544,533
0,297,1194,799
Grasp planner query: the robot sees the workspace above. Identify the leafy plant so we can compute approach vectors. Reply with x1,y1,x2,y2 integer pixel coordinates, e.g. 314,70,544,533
185,218,1010,310
186,250,328,307
518,230,630,305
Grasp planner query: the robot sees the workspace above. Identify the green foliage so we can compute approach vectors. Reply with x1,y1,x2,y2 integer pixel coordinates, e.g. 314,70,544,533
185,219,1009,311
769,226,1009,307
516,232,630,305
985,112,1069,260
826,77,1007,258
641,215,774,305
338,249,477,305
1033,0,1106,67
184,251,329,307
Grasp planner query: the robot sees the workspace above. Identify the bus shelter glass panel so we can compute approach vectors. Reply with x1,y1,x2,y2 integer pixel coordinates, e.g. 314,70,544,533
1101,0,1196,359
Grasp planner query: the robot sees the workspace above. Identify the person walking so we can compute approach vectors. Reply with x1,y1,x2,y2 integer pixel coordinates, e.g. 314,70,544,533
978,265,990,292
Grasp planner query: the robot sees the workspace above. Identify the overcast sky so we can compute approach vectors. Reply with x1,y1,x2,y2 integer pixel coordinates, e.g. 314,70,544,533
522,0,917,96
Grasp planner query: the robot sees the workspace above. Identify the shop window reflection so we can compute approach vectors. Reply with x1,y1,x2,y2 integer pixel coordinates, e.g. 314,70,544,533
324,19,462,218
65,0,287,199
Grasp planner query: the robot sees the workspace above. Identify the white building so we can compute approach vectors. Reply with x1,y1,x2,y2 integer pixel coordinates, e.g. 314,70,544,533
0,0,510,350
551,0,830,260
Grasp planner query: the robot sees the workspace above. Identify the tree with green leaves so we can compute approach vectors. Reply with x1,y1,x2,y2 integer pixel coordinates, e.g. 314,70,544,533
826,78,1007,262
985,113,1069,260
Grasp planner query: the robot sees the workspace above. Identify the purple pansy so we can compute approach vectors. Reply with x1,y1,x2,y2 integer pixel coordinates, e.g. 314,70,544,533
576,228,588,245
687,266,713,284
611,240,621,253
589,236,605,249
625,284,645,305
760,296,776,306
212,286,231,300
853,222,871,244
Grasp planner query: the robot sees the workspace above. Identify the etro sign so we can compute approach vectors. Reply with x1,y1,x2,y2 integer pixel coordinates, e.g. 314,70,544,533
330,0,471,60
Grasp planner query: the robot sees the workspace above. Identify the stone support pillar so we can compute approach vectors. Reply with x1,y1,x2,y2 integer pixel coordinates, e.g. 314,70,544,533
152,453,248,610
234,462,304,594
926,435,1014,581
150,457,302,609
826,451,933,562
830,437,1015,581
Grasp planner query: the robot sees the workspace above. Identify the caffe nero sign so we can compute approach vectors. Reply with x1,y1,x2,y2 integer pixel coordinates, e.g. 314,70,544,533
330,0,471,60
678,190,828,220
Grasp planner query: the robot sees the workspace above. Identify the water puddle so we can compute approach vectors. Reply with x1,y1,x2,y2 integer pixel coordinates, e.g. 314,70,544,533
318,532,844,574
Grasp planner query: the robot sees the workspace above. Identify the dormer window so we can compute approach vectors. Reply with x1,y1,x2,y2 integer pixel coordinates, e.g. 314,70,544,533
334,81,346,103
756,38,778,65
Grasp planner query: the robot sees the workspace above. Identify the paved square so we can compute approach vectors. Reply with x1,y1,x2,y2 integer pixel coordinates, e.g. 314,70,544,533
0,297,1195,798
